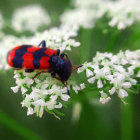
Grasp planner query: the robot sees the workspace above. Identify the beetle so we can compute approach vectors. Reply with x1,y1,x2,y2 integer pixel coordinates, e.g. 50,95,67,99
7,40,81,95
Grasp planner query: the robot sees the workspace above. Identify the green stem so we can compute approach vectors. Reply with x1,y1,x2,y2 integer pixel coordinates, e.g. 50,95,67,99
106,29,134,140
0,111,43,140
106,30,120,52
80,28,93,63
121,96,134,140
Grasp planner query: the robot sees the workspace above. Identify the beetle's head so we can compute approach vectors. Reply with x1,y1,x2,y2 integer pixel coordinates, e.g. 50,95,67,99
49,54,72,82
49,53,82,95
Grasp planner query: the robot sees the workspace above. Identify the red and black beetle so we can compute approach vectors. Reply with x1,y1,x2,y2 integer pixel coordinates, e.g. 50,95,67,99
7,40,81,95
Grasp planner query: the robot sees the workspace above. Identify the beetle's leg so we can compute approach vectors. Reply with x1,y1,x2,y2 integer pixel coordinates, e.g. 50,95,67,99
63,81,71,96
51,73,71,95
56,49,60,56
51,72,56,78
52,74,61,81
25,69,34,73
32,72,42,79
38,40,46,48
48,68,53,73
32,70,48,79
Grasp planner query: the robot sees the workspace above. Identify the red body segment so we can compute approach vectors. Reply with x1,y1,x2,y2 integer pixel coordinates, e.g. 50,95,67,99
39,56,50,69
22,53,34,69
27,47,40,53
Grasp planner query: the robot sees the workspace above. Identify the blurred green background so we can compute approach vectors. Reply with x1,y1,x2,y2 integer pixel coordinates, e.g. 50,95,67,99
0,0,140,140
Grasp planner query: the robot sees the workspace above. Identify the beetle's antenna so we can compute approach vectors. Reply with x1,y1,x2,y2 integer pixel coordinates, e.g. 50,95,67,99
72,65,83,71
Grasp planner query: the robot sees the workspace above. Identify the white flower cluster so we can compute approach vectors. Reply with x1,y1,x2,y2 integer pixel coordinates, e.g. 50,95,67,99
12,5,51,32
107,0,140,29
61,0,106,29
29,25,80,51
61,0,140,30
11,70,85,117
78,50,140,104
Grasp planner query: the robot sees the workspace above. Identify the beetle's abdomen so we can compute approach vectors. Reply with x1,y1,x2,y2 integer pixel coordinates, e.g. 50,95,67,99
7,45,57,70
7,45,33,68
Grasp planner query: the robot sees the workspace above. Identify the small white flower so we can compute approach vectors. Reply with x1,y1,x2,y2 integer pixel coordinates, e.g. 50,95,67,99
88,77,95,84
30,92,39,101
77,62,92,73
14,74,20,79
32,87,40,93
80,83,85,90
100,91,108,98
46,100,56,110
55,103,62,109
61,87,68,93
50,95,58,101
27,107,34,115
74,42,80,47
137,71,140,77
39,106,44,118
102,66,111,75
21,87,27,94
128,66,135,75
86,69,94,77
97,80,103,88
119,89,128,98
129,78,137,85
100,97,111,104
61,94,70,101
109,17,118,27
118,22,126,30
105,75,113,81
114,65,125,73
35,79,40,84
11,86,19,93
41,84,49,90
109,87,116,95
32,99,46,106
122,82,132,88
26,77,34,85
73,85,80,94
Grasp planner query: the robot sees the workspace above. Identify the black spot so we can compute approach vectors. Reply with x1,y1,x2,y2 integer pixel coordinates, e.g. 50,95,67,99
13,45,32,68
33,48,48,68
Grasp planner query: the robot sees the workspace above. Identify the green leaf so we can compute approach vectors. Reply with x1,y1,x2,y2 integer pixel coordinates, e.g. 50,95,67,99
0,111,43,140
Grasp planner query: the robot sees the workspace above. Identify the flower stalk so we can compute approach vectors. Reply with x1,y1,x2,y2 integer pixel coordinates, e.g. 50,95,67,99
121,95,134,140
